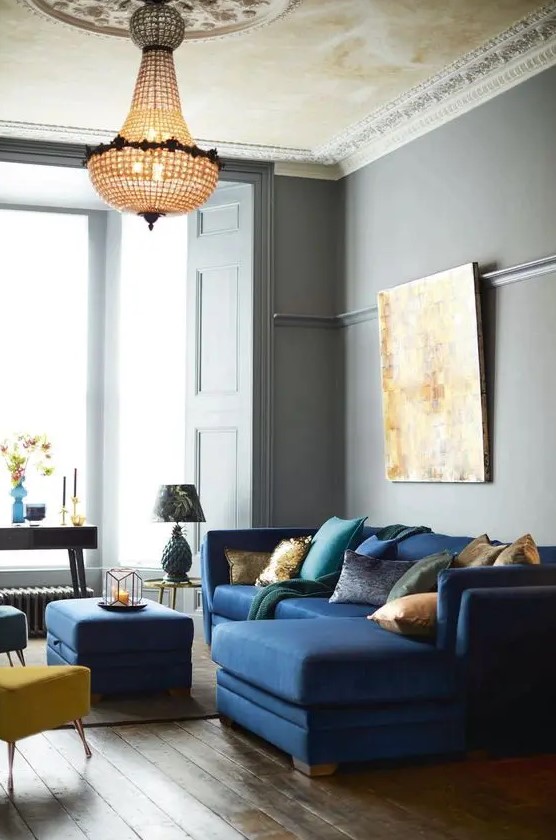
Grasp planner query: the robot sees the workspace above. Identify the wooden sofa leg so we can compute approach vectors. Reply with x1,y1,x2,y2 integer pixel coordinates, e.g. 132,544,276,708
292,758,338,777
168,687,191,698
16,650,26,667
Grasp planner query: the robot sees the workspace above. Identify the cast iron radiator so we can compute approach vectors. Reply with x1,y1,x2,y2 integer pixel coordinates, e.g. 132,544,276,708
0,586,94,637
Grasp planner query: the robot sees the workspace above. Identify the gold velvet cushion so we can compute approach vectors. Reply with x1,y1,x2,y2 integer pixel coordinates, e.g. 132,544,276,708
494,533,540,566
453,534,505,568
224,549,272,585
369,593,438,638
256,536,313,586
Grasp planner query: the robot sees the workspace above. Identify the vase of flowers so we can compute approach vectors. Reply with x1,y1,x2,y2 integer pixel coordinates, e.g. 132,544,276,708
0,434,54,525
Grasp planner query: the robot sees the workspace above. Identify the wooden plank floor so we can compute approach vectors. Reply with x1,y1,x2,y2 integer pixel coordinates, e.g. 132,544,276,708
1,719,555,840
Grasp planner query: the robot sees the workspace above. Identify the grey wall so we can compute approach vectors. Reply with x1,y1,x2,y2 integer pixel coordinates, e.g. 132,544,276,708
272,176,344,526
341,65,556,544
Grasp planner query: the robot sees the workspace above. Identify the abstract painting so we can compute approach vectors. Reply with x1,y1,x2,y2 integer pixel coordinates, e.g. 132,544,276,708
378,263,490,482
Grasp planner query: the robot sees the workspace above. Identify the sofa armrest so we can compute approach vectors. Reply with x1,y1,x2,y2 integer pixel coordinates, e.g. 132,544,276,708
455,586,556,750
200,527,318,643
436,564,556,652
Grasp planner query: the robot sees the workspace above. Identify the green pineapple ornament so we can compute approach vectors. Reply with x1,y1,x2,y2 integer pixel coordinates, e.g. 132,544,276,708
161,523,192,582
153,485,205,582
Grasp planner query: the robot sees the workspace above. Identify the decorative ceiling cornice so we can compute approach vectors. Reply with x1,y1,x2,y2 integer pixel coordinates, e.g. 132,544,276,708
0,118,318,165
323,2,556,175
2,3,555,179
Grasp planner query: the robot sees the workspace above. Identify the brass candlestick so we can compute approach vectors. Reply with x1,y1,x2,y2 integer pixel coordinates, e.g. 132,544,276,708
71,496,86,527
60,506,69,526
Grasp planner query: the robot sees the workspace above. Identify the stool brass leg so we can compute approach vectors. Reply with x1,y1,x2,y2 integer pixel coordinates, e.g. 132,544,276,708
16,650,26,667
171,587,177,610
7,651,13,667
158,587,164,604
7,742,15,793
74,719,92,759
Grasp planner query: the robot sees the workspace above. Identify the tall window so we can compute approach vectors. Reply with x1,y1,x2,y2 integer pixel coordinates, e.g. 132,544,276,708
0,174,253,575
117,214,188,566
0,209,88,566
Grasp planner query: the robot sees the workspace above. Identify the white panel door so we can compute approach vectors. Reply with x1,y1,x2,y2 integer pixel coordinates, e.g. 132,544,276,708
186,182,254,558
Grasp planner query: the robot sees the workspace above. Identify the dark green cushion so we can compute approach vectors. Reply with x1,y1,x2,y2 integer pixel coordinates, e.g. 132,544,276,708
387,550,453,602
299,516,367,580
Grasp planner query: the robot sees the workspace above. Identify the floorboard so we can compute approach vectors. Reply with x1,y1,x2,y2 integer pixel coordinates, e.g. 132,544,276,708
1,720,556,840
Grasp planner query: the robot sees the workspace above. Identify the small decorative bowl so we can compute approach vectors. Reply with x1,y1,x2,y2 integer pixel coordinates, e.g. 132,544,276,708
25,503,46,527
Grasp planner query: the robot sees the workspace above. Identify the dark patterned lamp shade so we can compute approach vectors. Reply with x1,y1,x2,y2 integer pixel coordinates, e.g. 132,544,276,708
153,484,205,524
153,484,205,583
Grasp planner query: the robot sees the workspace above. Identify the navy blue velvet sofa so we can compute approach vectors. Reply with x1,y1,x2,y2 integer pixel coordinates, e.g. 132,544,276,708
202,526,556,775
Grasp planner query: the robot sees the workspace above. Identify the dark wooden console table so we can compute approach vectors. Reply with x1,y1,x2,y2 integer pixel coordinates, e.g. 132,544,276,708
0,526,98,597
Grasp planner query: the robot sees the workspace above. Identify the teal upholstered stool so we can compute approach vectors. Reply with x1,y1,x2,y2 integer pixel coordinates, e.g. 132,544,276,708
0,606,27,666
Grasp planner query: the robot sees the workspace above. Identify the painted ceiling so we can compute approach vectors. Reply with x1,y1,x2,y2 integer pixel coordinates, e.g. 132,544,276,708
0,0,554,173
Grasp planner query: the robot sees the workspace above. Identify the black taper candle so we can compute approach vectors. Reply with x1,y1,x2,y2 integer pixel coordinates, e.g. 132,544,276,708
73,468,77,497
62,476,66,507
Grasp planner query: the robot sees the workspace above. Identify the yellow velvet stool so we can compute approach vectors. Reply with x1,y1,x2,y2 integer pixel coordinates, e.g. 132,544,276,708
0,665,92,793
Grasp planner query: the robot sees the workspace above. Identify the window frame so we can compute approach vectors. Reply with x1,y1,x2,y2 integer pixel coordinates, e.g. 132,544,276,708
0,140,274,591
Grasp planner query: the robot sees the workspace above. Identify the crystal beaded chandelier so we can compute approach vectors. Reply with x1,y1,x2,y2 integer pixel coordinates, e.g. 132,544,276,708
86,0,221,230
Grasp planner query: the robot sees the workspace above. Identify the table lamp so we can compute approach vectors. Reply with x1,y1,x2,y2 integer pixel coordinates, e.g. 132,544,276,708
153,484,205,582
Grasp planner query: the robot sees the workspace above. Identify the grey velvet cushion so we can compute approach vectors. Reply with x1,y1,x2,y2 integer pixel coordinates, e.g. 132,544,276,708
329,550,415,607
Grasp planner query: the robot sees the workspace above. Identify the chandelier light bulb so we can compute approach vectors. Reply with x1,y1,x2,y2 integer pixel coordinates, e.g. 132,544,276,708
86,0,221,230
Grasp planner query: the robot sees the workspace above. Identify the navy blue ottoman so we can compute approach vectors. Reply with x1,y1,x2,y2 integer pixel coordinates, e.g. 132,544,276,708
45,598,193,696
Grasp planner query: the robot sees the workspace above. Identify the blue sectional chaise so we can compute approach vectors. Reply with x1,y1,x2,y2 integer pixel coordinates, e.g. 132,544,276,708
202,526,556,775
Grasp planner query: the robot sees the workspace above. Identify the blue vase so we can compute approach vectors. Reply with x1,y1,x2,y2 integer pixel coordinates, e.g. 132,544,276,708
11,479,27,525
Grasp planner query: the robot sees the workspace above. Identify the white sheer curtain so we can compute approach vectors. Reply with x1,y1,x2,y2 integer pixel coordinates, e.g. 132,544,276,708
0,207,189,570
0,209,88,566
117,214,188,566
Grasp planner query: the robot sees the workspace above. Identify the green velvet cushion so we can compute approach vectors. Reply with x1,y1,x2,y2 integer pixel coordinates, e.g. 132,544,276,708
299,516,367,581
387,550,453,602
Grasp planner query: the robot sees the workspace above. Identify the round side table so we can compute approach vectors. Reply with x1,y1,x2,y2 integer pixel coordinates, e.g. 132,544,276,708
143,577,202,611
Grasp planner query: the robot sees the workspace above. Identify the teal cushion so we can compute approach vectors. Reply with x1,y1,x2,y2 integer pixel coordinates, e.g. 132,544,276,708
387,550,454,602
299,516,367,580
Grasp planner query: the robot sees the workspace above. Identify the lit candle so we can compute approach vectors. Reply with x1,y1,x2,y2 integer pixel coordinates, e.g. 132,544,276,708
73,468,77,497
62,476,66,507
111,585,129,606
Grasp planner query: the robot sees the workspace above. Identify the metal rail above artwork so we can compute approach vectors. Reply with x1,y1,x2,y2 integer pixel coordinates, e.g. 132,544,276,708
273,253,556,329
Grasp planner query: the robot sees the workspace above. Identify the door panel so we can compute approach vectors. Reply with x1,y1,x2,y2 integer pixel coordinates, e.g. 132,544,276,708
196,265,239,395
186,182,254,562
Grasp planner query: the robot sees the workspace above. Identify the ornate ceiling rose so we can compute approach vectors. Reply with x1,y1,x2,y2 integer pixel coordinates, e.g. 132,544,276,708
19,0,300,40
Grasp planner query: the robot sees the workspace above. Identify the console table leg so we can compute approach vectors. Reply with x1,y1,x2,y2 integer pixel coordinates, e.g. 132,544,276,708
68,549,80,597
75,548,88,597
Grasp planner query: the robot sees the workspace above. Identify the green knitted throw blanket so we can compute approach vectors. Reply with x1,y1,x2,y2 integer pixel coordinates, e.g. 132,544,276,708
247,523,431,620
373,523,431,542
247,572,340,621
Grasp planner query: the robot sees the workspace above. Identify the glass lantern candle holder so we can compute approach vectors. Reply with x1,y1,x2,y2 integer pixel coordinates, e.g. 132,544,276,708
103,568,143,607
